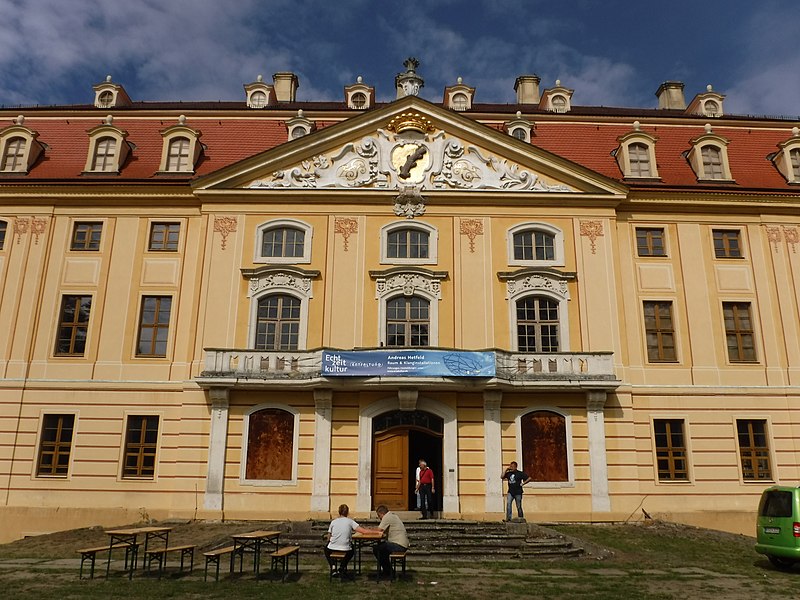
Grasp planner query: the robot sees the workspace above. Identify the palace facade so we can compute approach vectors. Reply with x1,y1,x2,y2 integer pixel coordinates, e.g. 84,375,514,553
1,60,799,540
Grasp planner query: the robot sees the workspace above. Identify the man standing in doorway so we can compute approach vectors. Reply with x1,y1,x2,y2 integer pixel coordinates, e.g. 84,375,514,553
501,461,532,522
416,459,435,519
414,459,422,510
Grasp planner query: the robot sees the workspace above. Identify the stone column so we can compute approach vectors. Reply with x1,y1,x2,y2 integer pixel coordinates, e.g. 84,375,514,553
204,388,230,511
311,389,333,513
483,390,504,514
586,390,611,512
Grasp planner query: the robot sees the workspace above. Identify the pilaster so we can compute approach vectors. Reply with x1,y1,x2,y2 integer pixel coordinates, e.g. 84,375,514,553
586,390,611,512
204,388,230,511
483,390,504,513
311,389,333,513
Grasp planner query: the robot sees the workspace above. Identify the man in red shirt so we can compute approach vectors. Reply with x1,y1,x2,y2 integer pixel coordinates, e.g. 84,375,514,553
415,459,435,519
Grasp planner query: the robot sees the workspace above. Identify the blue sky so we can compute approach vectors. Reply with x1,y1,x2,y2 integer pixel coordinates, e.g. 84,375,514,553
1,0,798,117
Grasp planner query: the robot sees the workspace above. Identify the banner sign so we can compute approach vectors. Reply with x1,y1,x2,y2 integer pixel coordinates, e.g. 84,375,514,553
322,349,496,377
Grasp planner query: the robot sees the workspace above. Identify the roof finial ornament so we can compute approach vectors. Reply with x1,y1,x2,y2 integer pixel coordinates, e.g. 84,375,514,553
516,111,522,119
792,127,800,137
555,79,561,87
256,74,263,83
297,109,304,117
105,114,114,125
178,114,186,125
106,75,112,83
633,120,641,131
396,58,424,99
704,123,712,134
15,115,24,126
357,75,363,84
457,76,463,85
706,84,713,92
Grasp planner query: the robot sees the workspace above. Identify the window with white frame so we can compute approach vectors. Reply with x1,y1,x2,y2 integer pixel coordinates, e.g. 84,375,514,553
551,95,567,113
351,92,367,109
381,221,437,264
508,222,564,267
687,132,732,181
255,219,312,264
792,149,800,180
701,145,724,179
255,293,301,351
165,137,191,171
242,404,299,484
386,295,430,347
516,295,560,352
502,271,571,352
451,93,468,111
250,90,268,108
628,142,652,177
372,268,444,347
1,137,26,172
92,136,117,172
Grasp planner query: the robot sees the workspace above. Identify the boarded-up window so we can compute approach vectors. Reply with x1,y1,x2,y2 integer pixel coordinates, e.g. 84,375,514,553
245,408,294,480
521,410,568,482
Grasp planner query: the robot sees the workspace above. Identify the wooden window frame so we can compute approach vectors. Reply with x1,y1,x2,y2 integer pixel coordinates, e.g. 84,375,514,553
70,222,103,251
387,227,430,260
386,295,430,348
643,301,677,362
255,219,313,264
381,220,437,265
92,136,117,172
653,419,689,481
121,415,160,479
148,222,180,252
55,295,92,356
135,295,172,358
712,229,743,258
516,295,560,353
723,302,757,363
628,142,652,177
255,294,301,351
636,227,667,257
736,419,772,481
1,136,26,172
165,137,191,172
36,414,76,477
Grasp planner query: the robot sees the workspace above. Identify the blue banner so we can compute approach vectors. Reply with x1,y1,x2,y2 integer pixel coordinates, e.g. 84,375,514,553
322,349,496,377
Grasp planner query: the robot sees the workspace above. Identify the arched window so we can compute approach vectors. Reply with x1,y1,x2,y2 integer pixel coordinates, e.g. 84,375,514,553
261,226,305,259
250,90,267,108
521,410,569,482
451,93,468,111
351,92,367,109
244,407,296,482
701,145,724,179
255,294,301,350
704,99,720,117
790,148,800,180
386,295,429,347
551,95,567,113
516,296,559,352
513,229,555,261
1,137,26,172
92,136,117,171
388,227,429,259
165,136,191,171
628,142,652,177
0,220,7,250
511,127,527,141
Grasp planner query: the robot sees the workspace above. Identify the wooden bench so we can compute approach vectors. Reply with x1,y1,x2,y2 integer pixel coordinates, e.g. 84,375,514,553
270,545,300,582
203,545,244,582
327,551,347,582
76,542,138,580
389,551,408,581
144,544,196,578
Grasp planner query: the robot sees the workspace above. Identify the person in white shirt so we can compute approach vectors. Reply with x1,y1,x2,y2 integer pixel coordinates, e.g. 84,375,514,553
324,503,377,579
415,460,422,510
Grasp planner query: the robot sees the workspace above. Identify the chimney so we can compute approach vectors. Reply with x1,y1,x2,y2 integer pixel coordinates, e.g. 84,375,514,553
656,81,686,110
273,72,299,103
514,75,541,105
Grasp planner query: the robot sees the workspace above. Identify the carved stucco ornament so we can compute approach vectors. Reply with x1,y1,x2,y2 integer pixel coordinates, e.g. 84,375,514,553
373,271,444,301
247,271,314,299
505,273,570,301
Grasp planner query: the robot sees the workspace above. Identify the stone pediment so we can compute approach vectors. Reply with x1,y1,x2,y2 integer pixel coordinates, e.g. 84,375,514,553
248,126,574,193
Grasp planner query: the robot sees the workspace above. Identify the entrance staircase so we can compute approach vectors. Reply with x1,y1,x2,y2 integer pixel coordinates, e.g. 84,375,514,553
280,517,583,562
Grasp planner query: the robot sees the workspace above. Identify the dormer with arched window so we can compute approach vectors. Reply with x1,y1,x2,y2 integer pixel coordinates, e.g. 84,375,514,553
286,110,315,140
158,115,202,174
0,115,43,174
244,75,276,109
92,75,132,109
84,116,130,174
539,80,573,113
686,125,733,182
505,111,533,143
687,85,725,118
443,77,475,111
771,127,800,184
344,76,375,110
615,122,660,179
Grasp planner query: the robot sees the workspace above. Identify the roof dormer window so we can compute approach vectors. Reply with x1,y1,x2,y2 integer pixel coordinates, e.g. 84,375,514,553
443,77,475,111
452,93,468,111
686,125,733,182
286,109,314,140
166,137,190,171
615,123,660,179
0,116,44,174
771,128,800,184
97,91,114,108
351,92,367,109
244,75,275,109
505,111,533,143
551,95,567,113
540,80,573,113
84,115,130,174
687,85,725,118
250,90,267,108
92,75,132,109
158,115,202,174
701,145,724,179
1,137,26,172
345,76,375,110
92,137,117,171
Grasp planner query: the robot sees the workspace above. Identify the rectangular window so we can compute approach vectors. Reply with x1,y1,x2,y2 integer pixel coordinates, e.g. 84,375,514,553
148,222,180,252
653,419,688,481
71,222,103,251
55,295,92,356
737,419,772,480
713,229,742,258
136,296,172,357
636,227,666,257
0,220,6,249
122,415,160,479
643,301,677,362
37,414,75,477
723,302,757,362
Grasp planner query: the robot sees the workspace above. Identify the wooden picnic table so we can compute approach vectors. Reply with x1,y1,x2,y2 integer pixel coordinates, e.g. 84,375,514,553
231,530,281,576
352,530,385,575
104,526,172,578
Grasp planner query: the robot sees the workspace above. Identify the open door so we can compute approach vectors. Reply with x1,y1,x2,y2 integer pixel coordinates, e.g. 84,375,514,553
372,430,408,510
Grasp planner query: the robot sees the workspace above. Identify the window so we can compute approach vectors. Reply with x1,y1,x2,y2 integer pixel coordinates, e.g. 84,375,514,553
521,410,569,482
713,229,742,258
516,296,559,352
388,228,429,259
122,415,159,479
653,419,688,481
386,296,429,347
511,127,526,141
97,90,114,108
701,145,724,179
244,407,295,481
551,95,567,113
136,296,172,357
71,222,103,251
643,301,676,362
55,295,91,356
452,93,468,111
351,92,367,109
0,220,6,249
636,227,666,256
165,137,190,172
704,100,720,117
513,230,555,261
723,302,756,362
791,149,800,180
250,90,267,108
628,142,652,177
92,136,117,172
1,136,26,172
737,419,772,480
255,294,300,351
148,222,180,252
261,226,305,259
37,414,75,477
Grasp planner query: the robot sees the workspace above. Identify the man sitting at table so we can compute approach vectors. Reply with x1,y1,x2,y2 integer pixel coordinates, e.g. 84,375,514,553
372,505,409,577
324,503,376,580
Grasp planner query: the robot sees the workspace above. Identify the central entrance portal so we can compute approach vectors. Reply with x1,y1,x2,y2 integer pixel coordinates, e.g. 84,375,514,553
372,410,443,511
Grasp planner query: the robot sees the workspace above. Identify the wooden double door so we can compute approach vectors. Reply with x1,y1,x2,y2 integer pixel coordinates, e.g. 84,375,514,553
372,427,442,511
